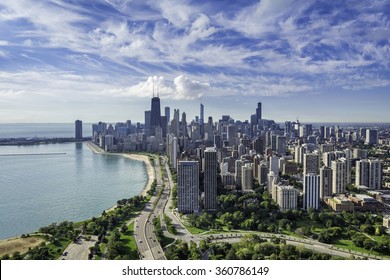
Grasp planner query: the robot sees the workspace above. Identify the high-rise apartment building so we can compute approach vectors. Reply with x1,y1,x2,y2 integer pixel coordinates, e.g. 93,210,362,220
365,129,378,145
356,159,370,187
178,161,199,214
269,155,279,175
75,120,82,140
204,147,218,211
241,163,253,192
235,159,244,188
304,153,319,176
320,166,333,199
356,159,382,189
304,174,320,210
258,162,268,186
322,152,335,167
369,159,382,189
332,159,347,194
276,135,287,156
276,185,297,211
252,136,264,154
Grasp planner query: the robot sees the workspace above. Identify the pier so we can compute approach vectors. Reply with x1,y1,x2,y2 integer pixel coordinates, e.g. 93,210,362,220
0,152,66,157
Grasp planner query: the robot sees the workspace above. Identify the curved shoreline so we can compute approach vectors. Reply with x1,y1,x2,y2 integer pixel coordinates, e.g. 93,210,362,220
0,141,155,244
84,141,155,211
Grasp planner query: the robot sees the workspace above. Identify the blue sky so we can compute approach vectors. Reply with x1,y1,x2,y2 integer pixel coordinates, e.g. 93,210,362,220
0,0,389,123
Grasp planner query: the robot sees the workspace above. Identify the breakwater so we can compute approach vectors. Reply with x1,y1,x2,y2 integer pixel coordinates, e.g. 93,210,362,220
0,153,66,156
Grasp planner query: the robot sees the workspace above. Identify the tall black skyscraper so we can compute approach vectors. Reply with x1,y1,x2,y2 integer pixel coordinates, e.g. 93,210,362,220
75,120,82,140
256,102,262,125
150,96,161,135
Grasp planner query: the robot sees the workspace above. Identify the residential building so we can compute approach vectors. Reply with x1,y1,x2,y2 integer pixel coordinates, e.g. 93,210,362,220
304,174,320,210
204,147,218,211
276,185,298,211
178,161,199,214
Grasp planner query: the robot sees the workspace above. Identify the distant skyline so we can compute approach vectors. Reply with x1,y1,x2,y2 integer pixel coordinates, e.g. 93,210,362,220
0,0,389,123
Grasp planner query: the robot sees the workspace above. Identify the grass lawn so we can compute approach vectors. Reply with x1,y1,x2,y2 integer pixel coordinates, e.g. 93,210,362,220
333,239,390,259
182,223,207,234
119,222,138,259
46,237,72,259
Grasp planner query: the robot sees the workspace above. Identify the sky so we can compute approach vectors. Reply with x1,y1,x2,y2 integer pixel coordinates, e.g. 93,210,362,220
0,0,389,124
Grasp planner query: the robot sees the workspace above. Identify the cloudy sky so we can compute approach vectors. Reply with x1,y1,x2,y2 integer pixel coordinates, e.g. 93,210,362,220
0,0,389,123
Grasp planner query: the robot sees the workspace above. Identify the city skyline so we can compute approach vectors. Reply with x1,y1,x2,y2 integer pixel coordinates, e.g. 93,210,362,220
0,0,389,123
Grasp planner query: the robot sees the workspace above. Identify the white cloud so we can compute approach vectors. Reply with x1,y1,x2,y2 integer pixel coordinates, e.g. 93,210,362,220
117,75,209,100
0,88,24,98
172,75,209,100
151,0,197,27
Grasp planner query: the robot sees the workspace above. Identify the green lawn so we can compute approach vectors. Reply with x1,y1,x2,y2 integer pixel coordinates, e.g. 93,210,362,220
182,223,207,234
333,239,390,259
46,237,72,259
119,222,139,259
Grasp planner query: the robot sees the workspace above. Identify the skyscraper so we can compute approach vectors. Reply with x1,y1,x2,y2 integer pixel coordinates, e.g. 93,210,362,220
256,102,262,125
178,161,199,214
332,159,347,194
204,147,217,211
165,106,170,125
304,174,320,210
276,135,287,156
320,166,333,199
242,163,253,192
369,159,382,189
75,120,82,140
356,159,382,189
150,96,161,135
365,129,378,145
303,153,319,176
356,159,370,187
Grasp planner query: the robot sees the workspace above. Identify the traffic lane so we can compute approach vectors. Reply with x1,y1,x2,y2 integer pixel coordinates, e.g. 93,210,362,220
61,236,98,260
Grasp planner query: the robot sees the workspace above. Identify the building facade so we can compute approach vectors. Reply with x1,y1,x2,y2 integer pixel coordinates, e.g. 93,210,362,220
178,161,199,214
204,147,218,211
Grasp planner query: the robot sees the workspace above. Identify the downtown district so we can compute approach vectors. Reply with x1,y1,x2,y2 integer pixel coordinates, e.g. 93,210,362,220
76,95,390,258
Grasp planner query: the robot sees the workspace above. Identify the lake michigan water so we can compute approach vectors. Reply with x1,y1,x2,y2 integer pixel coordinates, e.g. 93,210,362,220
0,124,147,240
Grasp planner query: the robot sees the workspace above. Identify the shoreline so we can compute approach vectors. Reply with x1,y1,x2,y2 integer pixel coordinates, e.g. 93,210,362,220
82,141,156,211
0,141,156,244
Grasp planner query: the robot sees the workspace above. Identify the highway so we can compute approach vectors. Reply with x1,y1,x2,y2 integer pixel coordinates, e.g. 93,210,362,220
134,156,166,260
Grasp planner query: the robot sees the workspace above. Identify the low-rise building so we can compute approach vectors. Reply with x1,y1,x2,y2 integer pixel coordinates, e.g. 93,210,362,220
348,194,382,211
327,195,354,212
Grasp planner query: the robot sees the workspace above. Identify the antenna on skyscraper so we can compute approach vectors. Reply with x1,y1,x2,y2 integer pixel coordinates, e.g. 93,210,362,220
152,78,155,97
157,81,160,98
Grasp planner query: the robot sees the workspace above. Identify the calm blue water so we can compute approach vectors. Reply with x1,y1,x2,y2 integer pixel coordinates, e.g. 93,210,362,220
0,123,92,138
0,142,147,239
